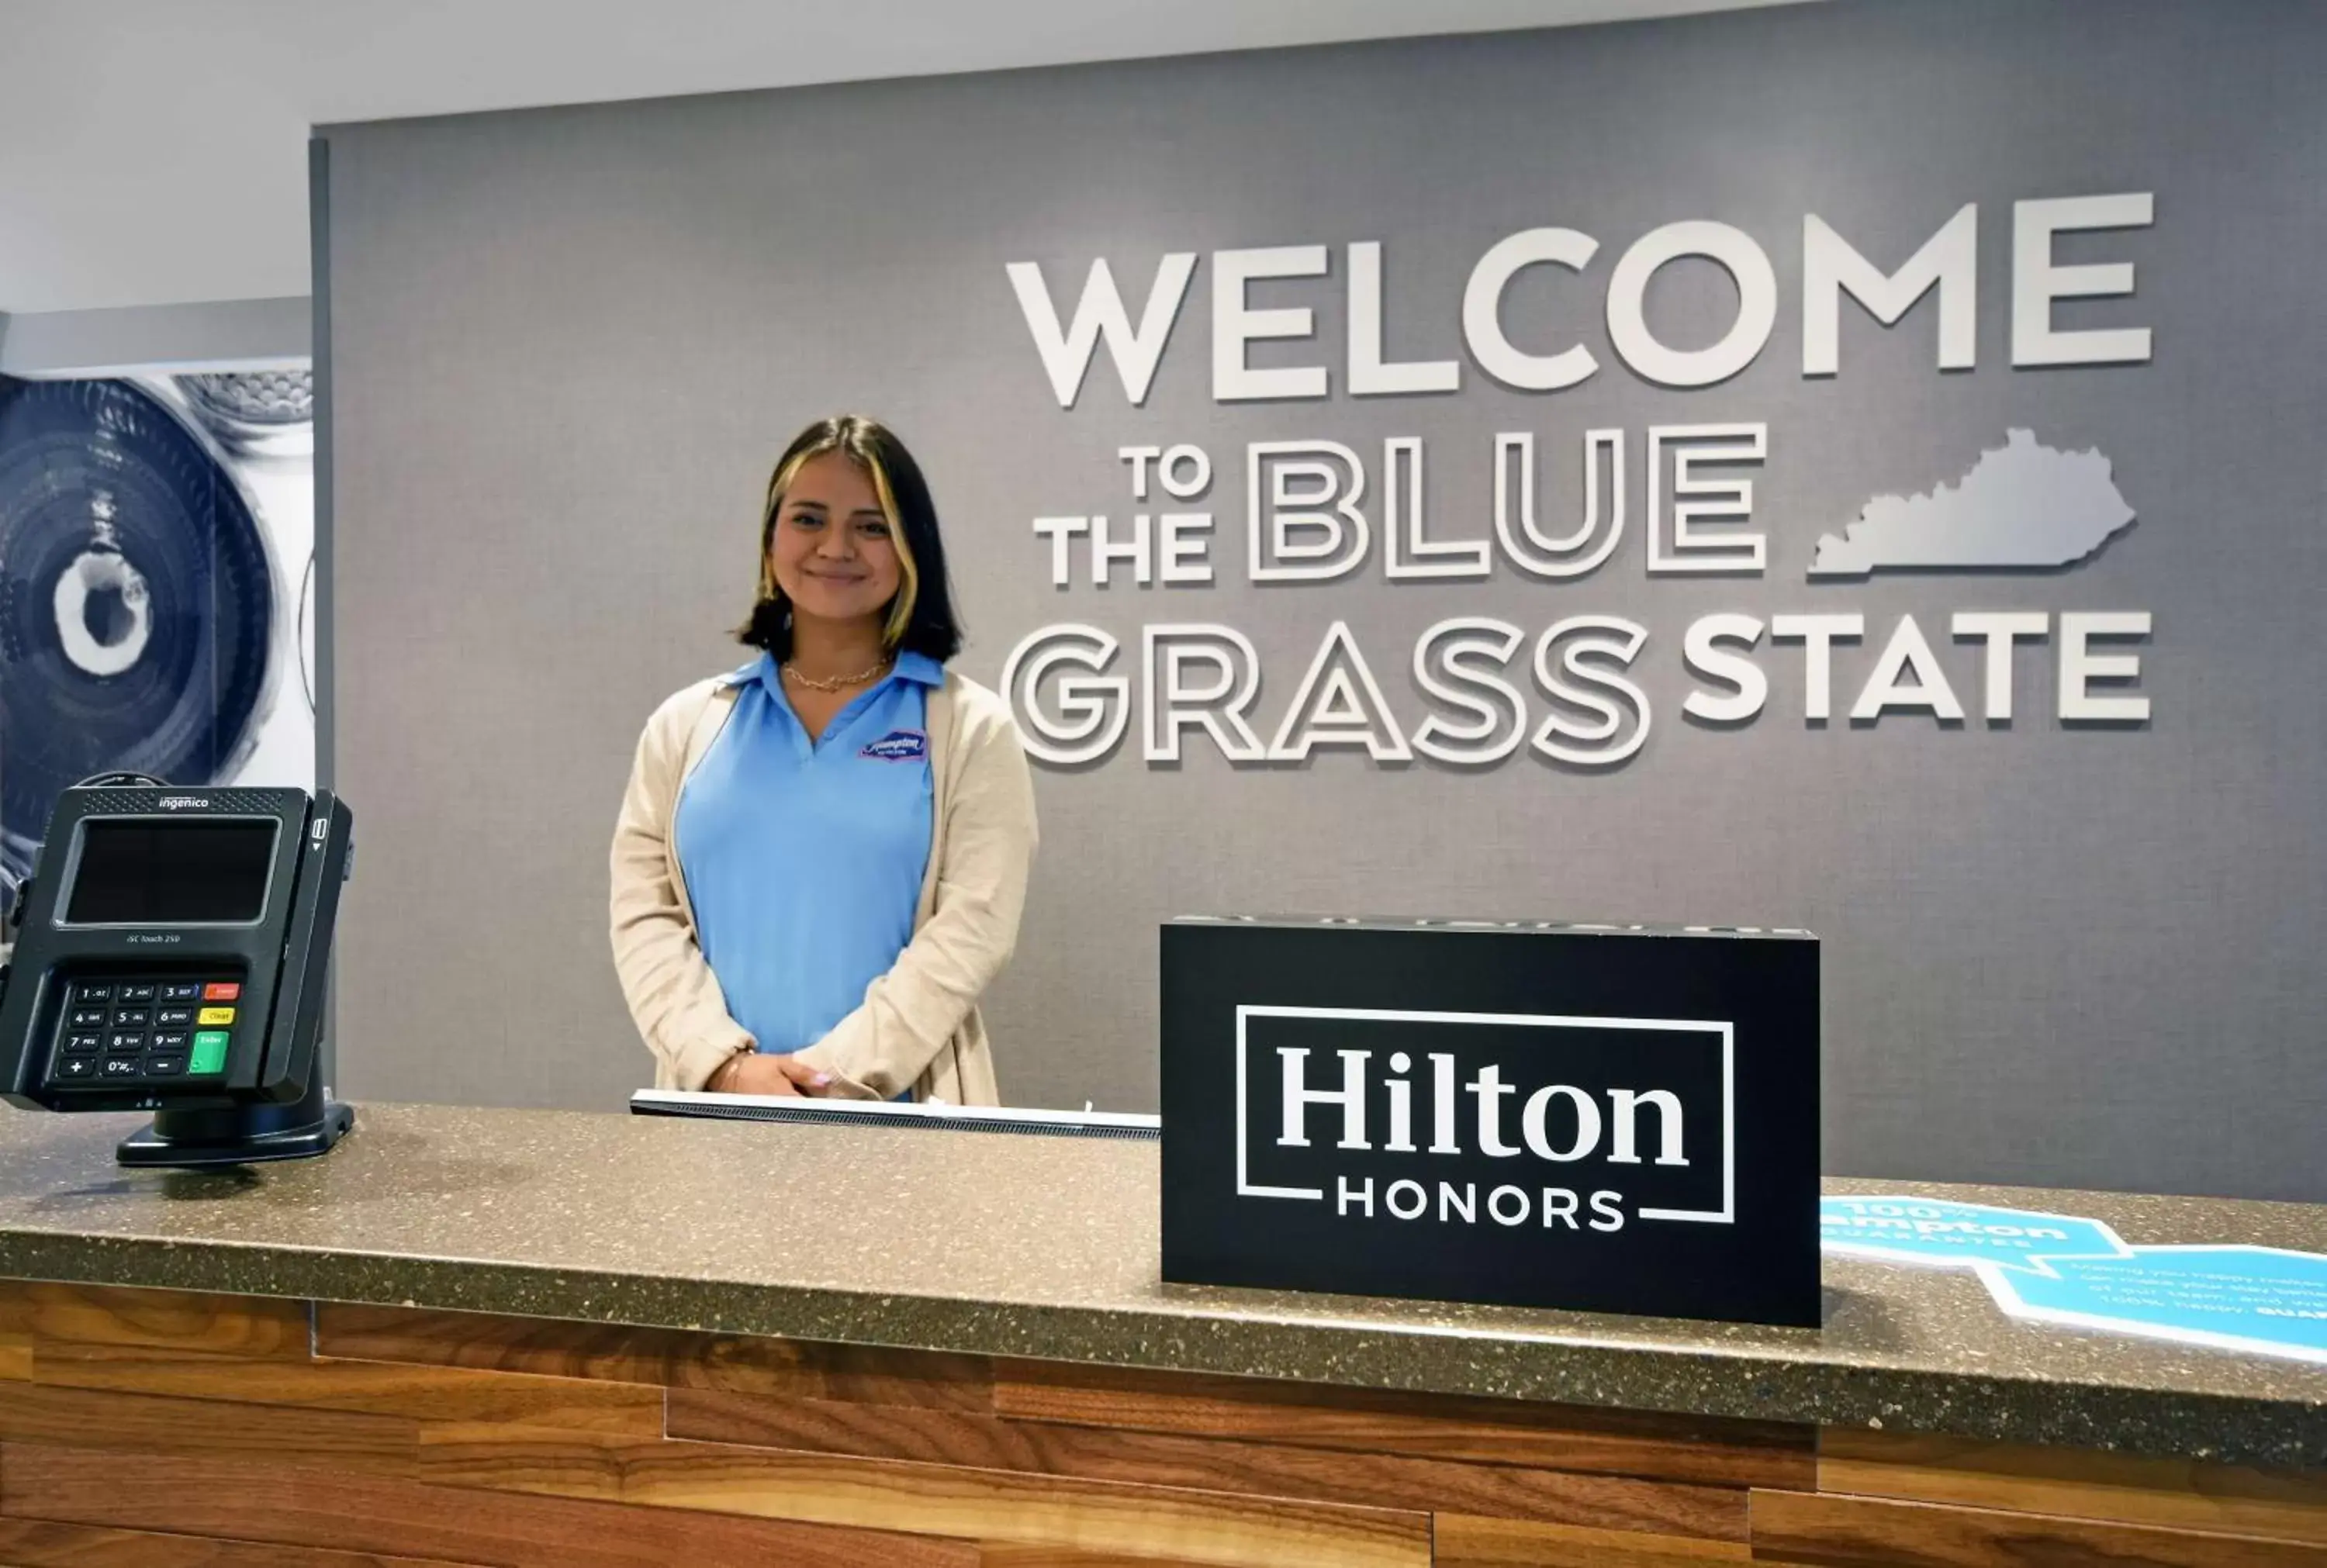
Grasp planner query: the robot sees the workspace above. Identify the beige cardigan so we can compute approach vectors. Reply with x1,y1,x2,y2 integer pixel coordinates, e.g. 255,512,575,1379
608,667,1036,1104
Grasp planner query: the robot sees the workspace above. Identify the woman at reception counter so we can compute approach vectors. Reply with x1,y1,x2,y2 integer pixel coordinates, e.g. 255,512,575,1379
610,415,1036,1105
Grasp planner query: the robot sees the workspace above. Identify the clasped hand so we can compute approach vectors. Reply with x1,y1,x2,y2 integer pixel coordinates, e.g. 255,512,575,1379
707,1051,833,1097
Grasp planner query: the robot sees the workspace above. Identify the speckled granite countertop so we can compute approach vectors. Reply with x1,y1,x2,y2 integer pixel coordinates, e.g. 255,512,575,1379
0,1103,2318,1468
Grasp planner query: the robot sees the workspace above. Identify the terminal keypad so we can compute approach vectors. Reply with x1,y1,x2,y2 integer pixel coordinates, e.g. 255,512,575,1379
50,977,243,1086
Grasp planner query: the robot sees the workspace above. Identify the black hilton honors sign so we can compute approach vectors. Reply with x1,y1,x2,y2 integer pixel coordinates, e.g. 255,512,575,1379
1160,917,1820,1328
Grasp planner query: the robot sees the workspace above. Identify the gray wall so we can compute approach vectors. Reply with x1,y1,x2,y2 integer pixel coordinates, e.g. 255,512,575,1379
0,297,309,376
324,0,2327,1200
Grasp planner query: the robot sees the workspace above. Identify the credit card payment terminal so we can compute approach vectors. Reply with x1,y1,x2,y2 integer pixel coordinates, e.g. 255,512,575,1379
0,780,355,1166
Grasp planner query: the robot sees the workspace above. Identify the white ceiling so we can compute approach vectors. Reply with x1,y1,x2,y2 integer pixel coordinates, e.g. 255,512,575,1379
0,0,1808,315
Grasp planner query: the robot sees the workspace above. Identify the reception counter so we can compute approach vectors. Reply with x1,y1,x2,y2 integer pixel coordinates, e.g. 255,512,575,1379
0,1101,2318,1566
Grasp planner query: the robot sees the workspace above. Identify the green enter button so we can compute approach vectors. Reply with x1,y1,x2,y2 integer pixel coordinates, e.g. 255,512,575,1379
188,1031,230,1075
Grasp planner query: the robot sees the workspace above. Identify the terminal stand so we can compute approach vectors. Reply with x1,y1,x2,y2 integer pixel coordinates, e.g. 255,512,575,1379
116,1074,354,1168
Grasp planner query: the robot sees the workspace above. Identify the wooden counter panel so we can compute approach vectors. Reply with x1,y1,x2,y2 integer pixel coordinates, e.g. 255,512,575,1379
0,1284,2321,1567
668,1385,1748,1537
1748,1488,2327,1568
417,1423,1434,1568
972,1549,1236,1567
0,1282,306,1360
0,1378,417,1477
316,1301,1813,1486
0,1514,487,1568
0,1442,978,1568
317,1301,992,1407
37,1340,666,1435
318,1302,769,1385
1433,1513,1771,1566
991,1358,1816,1489
1817,1428,2327,1547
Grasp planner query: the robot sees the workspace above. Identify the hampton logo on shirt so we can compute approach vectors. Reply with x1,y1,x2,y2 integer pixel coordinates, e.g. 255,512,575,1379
859,729,929,762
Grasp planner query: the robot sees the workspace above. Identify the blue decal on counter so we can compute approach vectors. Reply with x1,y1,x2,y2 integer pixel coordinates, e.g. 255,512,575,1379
860,728,928,762
1982,1245,2327,1366
1827,1193,2327,1366
1820,1194,2129,1276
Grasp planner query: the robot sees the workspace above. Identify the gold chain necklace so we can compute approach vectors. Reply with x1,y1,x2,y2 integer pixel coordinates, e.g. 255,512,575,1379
782,656,893,692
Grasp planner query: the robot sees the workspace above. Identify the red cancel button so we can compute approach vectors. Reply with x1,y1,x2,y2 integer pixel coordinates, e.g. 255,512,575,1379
202,983,241,1002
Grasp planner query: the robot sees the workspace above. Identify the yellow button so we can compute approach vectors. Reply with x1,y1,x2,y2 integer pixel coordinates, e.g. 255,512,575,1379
196,1006,236,1027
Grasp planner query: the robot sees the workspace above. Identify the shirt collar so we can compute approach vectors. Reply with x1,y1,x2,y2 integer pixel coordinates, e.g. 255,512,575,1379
725,650,943,690
890,651,944,688
724,654,774,691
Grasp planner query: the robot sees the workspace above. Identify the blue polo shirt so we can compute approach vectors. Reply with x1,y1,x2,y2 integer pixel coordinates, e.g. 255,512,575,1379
675,650,939,1060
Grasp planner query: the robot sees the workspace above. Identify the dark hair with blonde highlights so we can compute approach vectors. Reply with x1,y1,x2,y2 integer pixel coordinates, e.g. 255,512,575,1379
737,415,963,661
